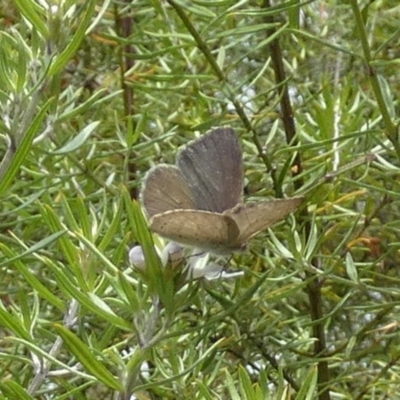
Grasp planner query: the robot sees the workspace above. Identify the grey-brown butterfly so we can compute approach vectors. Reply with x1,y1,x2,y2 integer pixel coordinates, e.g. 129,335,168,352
140,127,304,254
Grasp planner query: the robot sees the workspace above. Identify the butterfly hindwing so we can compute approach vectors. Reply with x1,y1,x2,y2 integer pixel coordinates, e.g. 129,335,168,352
150,210,241,253
225,198,304,243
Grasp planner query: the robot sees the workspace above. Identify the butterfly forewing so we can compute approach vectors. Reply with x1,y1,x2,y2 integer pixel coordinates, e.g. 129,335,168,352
226,198,304,243
177,127,243,213
150,210,241,253
141,165,197,218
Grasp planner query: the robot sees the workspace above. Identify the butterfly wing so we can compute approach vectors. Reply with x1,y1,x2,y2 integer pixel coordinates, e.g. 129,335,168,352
177,127,243,213
149,210,240,254
140,165,197,218
225,197,304,245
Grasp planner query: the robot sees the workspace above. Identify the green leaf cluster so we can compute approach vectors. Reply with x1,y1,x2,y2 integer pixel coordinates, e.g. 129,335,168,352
2,1,400,399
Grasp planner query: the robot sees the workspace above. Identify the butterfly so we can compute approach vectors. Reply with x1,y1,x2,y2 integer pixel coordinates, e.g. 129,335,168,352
140,127,303,254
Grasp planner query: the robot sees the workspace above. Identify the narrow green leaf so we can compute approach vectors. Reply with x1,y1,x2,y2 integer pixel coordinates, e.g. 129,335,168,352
345,251,358,282
42,257,130,330
73,231,120,275
0,302,32,341
0,381,35,400
268,228,295,259
52,121,100,154
0,97,53,196
39,203,85,283
48,0,97,76
0,243,65,311
12,0,48,38
196,381,215,400
74,196,93,241
214,23,280,38
0,230,66,268
122,189,171,305
98,196,124,252
54,324,123,391
238,365,255,399
117,271,140,313
294,366,317,400
377,74,395,119
15,33,29,93
172,0,216,17
225,369,241,400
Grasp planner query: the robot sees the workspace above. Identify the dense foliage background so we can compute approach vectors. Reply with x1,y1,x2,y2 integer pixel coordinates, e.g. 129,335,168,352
1,1,400,399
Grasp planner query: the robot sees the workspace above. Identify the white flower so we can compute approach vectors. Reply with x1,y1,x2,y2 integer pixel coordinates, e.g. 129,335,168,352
129,242,243,281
